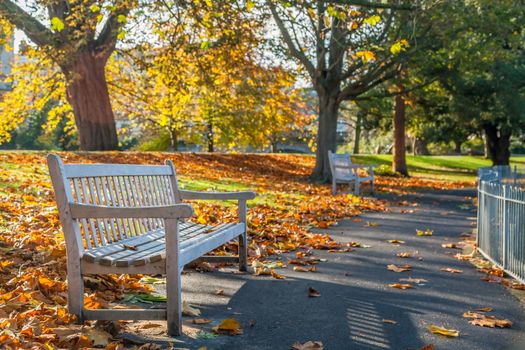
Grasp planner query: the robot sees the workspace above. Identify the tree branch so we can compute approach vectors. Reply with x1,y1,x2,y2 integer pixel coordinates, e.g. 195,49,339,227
0,0,55,48
321,0,415,10
267,1,316,78
96,8,130,61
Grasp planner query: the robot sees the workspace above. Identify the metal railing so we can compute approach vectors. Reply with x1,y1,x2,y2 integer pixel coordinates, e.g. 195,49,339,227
477,165,525,283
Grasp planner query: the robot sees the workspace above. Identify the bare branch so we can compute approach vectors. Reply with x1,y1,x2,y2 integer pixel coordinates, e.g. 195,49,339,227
0,0,55,48
321,0,415,10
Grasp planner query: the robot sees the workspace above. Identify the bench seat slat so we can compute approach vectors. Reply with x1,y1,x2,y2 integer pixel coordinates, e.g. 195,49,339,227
81,222,242,267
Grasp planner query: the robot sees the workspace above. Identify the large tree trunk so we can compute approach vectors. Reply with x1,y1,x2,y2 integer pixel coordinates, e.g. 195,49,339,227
353,110,363,154
64,51,118,151
393,94,408,176
484,125,511,165
454,140,462,154
311,93,340,182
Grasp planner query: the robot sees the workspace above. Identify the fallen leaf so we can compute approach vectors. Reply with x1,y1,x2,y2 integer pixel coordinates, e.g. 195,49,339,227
463,311,512,328
387,240,405,244
416,229,433,236
213,318,242,335
292,341,324,350
475,307,493,312
428,325,459,337
388,283,413,289
308,287,321,298
182,301,201,317
84,328,112,348
191,318,212,325
440,267,463,274
382,319,397,324
387,264,412,273
417,345,435,350
215,289,225,296
123,244,137,251
396,252,411,258
441,243,460,249
365,221,380,227
271,269,286,279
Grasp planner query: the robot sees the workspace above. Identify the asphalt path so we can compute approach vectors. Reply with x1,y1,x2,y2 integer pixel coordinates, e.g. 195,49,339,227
123,188,525,350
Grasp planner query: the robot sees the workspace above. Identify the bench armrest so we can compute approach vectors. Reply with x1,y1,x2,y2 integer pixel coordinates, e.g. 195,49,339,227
69,203,194,219
179,190,256,201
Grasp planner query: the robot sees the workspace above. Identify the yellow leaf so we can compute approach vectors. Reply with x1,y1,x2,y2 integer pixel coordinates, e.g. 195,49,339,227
363,15,380,26
428,325,459,337
50,17,65,32
213,318,242,335
356,51,376,63
182,301,201,316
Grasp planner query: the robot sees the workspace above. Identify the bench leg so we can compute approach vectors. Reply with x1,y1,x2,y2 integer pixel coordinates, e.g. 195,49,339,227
238,199,248,271
371,180,374,194
355,180,360,195
332,180,337,195
67,269,84,323
166,219,182,337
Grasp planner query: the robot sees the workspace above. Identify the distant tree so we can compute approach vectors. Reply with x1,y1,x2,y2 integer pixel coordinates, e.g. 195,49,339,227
268,1,415,180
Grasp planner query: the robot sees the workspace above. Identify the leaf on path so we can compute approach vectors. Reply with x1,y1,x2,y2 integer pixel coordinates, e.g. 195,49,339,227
388,283,413,289
271,269,286,279
387,239,405,244
417,345,435,350
416,229,433,236
213,318,242,335
137,323,163,329
192,318,212,325
475,307,493,312
215,289,225,296
308,287,321,298
440,267,463,274
382,319,397,324
293,266,316,272
182,301,201,317
365,221,380,227
292,341,324,350
328,248,353,253
396,252,411,258
399,277,428,284
463,312,512,328
347,241,368,248
139,276,166,284
387,264,412,273
428,325,459,337
441,243,460,249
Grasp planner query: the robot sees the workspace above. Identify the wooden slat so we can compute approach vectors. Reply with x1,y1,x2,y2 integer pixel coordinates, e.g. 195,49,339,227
81,222,242,267
73,178,92,249
64,164,172,178
83,308,166,321
86,177,107,246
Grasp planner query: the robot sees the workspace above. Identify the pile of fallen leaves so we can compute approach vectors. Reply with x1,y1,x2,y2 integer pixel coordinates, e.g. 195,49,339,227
0,152,477,348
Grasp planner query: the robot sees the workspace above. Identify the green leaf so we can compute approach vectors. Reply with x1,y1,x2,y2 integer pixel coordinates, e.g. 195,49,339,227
200,41,211,50
117,14,127,24
196,331,219,340
50,17,65,32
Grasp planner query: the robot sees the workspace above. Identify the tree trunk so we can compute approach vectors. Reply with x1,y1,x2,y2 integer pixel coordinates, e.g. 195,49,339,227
169,128,178,151
64,51,118,151
207,120,214,153
484,125,511,165
393,94,408,176
454,140,462,154
353,110,363,154
311,93,340,182
414,137,429,155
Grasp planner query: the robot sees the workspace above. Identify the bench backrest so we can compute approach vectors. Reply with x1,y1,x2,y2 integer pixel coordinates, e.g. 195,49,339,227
328,151,356,179
47,154,182,253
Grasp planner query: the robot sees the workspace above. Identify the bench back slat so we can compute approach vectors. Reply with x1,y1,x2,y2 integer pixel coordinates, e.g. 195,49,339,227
48,155,181,253
328,151,356,178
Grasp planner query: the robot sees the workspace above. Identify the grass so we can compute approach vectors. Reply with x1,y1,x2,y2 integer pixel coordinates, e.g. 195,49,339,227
352,154,525,182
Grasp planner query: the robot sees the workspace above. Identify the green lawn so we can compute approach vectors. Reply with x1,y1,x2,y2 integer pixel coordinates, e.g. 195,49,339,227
352,154,525,182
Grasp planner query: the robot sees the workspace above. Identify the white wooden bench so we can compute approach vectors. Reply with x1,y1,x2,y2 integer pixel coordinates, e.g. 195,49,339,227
328,151,375,195
47,154,256,336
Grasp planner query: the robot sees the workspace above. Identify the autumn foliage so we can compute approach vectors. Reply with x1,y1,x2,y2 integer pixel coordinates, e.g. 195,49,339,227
0,152,477,348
